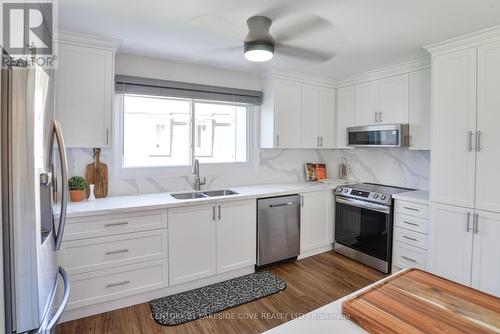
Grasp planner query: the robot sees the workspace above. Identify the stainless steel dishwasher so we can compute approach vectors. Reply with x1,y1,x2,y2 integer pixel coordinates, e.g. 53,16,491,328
257,195,301,267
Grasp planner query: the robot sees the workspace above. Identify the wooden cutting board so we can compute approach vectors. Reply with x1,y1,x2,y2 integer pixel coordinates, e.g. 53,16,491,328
85,148,108,198
343,269,500,334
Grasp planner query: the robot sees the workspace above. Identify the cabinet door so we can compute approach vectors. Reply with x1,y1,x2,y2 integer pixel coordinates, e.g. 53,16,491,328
379,74,409,124
217,200,256,273
476,42,500,213
56,43,113,147
409,69,431,150
300,191,333,253
471,210,500,297
428,203,473,286
336,86,355,148
430,49,477,208
274,79,302,148
168,205,216,285
300,83,320,148
355,80,379,126
318,87,336,148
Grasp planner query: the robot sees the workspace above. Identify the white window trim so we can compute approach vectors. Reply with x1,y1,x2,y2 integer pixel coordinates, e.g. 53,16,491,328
113,93,259,178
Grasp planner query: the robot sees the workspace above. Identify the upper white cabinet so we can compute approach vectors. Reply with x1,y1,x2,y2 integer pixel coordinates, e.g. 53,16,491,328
409,69,431,150
55,32,119,148
300,191,333,254
336,86,355,148
475,41,500,213
354,74,409,126
430,48,477,208
260,75,336,149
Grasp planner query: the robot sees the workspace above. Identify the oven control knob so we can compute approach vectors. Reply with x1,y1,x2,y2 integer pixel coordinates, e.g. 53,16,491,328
381,195,387,200
336,187,343,193
344,189,349,193
373,194,379,199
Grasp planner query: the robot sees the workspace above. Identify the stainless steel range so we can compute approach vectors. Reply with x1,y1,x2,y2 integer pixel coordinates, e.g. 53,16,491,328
334,183,412,273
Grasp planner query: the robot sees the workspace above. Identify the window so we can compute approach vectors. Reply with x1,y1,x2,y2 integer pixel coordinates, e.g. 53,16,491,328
121,94,249,168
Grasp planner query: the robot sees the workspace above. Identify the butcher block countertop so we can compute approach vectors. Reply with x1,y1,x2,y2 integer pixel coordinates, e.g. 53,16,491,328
343,269,500,334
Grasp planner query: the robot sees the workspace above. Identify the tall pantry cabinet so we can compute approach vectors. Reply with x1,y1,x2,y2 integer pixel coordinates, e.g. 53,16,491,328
425,29,500,297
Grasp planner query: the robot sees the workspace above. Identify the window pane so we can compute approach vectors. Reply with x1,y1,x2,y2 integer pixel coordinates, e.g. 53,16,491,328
194,102,247,163
123,95,190,167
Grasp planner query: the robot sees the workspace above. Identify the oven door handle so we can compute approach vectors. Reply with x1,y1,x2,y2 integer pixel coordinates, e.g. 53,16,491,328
336,196,391,214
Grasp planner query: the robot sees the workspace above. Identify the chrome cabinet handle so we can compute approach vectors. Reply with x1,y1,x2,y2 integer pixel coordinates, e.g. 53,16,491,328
275,135,279,147
402,256,417,263
105,221,129,228
375,112,378,123
106,280,130,288
316,136,319,147
466,212,472,232
320,137,323,147
51,120,68,251
46,267,71,331
476,131,482,152
212,206,216,221
402,221,418,227
468,131,474,152
402,235,418,242
473,213,479,234
218,205,221,220
105,249,129,255
106,129,109,145
378,112,383,122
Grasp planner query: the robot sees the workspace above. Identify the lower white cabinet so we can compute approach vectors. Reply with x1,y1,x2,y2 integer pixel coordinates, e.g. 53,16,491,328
168,204,217,286
300,191,333,253
217,200,256,273
168,199,256,286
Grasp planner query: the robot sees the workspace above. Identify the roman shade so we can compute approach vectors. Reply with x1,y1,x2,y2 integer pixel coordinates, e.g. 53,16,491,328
115,75,262,105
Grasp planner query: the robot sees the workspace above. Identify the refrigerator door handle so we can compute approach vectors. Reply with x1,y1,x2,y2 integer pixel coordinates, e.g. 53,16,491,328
45,267,70,332
52,120,68,250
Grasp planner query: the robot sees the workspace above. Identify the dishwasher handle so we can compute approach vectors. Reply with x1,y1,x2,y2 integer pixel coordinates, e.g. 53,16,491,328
269,202,296,208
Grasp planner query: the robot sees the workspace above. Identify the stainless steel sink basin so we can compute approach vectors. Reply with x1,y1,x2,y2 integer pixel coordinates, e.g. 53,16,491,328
170,192,207,200
202,190,238,197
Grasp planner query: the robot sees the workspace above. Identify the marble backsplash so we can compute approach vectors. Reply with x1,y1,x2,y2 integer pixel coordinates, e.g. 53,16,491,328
66,147,430,197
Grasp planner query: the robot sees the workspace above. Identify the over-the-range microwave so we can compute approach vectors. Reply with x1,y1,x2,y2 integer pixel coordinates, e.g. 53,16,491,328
347,124,409,147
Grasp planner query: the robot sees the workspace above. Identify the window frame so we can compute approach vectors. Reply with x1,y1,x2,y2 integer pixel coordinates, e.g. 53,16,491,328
114,93,257,177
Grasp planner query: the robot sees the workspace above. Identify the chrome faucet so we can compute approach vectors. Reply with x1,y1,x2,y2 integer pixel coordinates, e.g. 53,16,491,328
192,159,206,191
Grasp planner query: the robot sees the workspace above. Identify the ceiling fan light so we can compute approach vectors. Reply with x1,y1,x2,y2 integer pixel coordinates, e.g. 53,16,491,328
244,42,274,62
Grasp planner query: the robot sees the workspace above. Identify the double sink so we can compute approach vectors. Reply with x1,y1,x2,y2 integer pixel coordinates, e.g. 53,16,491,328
170,189,238,200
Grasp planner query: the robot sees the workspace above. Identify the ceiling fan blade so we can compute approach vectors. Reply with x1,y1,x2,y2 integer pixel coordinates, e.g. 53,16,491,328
273,14,335,43
256,0,325,22
276,44,335,63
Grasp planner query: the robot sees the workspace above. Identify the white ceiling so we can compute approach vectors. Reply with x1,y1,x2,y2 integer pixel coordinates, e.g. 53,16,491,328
59,0,500,79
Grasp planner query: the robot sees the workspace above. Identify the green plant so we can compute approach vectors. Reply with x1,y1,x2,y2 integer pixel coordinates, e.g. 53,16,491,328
68,176,86,191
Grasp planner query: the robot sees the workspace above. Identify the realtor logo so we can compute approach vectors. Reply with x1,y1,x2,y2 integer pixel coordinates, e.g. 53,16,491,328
1,0,58,67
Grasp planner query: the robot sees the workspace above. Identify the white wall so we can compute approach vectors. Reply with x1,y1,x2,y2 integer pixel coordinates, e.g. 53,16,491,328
66,53,430,196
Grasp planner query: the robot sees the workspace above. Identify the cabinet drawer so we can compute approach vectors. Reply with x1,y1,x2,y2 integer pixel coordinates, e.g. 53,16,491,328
394,227,427,250
395,200,428,219
64,210,166,240
393,241,427,270
395,212,428,234
60,229,168,274
65,259,168,310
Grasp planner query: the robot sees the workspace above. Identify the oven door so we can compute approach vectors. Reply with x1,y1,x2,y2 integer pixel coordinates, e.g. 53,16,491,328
335,196,392,263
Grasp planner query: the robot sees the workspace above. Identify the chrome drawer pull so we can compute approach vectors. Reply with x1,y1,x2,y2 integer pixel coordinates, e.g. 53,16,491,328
403,207,419,212
402,256,417,263
402,235,418,242
106,280,130,288
105,249,130,255
104,222,129,227
402,221,418,227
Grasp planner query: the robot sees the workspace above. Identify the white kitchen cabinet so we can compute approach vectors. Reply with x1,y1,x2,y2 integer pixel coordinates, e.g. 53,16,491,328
55,33,118,148
428,203,473,286
317,87,336,148
336,86,355,148
300,191,333,253
471,210,500,297
355,80,380,126
274,79,302,148
379,74,409,124
300,83,321,148
409,69,431,150
475,41,500,213
430,48,477,208
216,200,256,274
168,204,216,286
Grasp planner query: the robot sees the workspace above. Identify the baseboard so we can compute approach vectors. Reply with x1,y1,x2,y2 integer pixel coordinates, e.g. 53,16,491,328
298,243,334,260
60,266,255,323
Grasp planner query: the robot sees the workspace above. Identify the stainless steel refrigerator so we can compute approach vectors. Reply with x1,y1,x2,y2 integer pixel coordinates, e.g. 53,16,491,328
1,56,70,333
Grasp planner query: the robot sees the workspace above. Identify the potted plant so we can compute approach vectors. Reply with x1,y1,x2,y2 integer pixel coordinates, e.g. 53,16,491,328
68,176,87,202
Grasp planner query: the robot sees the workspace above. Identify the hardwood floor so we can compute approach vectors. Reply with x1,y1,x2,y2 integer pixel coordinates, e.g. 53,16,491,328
58,251,385,334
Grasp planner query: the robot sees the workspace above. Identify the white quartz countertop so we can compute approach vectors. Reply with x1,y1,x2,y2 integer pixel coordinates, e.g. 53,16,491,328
63,180,347,218
263,271,404,334
392,190,429,205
